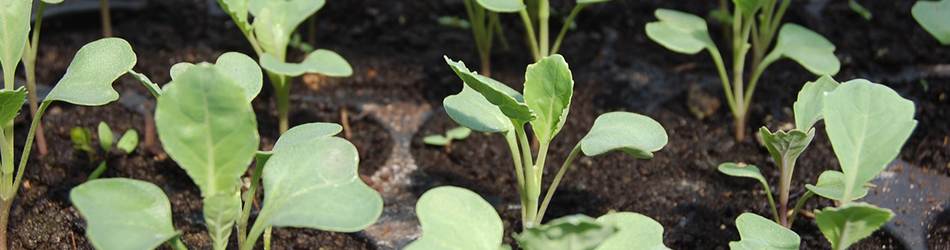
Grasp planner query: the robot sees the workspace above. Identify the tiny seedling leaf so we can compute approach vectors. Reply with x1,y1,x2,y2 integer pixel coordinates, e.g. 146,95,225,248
116,130,139,154
515,214,616,250
717,163,771,194
645,9,717,55
70,178,181,250
128,69,162,97
729,213,800,250
406,186,506,250
0,87,26,126
474,0,525,12
271,122,343,151
255,137,382,232
0,0,31,87
98,122,114,151
580,112,668,158
823,79,917,201
444,56,535,123
71,127,94,152
761,24,840,76
424,135,451,146
203,192,241,250
760,127,815,171
805,170,869,201
46,38,137,106
524,55,574,143
814,203,894,250
446,127,472,140
793,75,839,130
259,49,353,77
444,85,514,133
594,212,671,250
912,0,950,45
250,0,325,54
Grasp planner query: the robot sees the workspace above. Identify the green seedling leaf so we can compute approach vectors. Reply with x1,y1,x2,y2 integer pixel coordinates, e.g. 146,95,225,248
474,0,525,12
516,214,616,250
729,213,800,250
594,212,670,250
117,130,139,154
0,87,26,126
718,163,770,193
259,49,353,77
70,178,181,250
823,79,917,201
424,135,451,146
580,112,668,158
203,192,241,250
645,9,717,55
155,65,259,197
168,63,193,81
444,85,514,133
848,0,873,20
761,24,840,76
45,38,137,106
524,55,574,143
0,0,31,87
216,0,252,33
406,186,506,250
169,52,262,102
271,122,342,151
254,137,382,233
445,56,534,122
98,122,114,151
446,127,472,140
128,69,162,97
71,127,94,153
912,0,950,45
760,127,816,171
805,170,868,201
250,0,325,54
437,16,472,29
793,75,839,130
41,0,64,4
814,203,894,250
732,0,762,17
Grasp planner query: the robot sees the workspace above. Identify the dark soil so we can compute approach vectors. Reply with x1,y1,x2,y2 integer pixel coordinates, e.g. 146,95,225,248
5,0,947,249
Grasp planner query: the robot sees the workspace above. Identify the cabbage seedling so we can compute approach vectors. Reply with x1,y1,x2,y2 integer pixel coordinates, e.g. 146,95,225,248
71,57,382,250
215,0,353,134
454,0,509,76
719,76,917,250
646,1,841,142
441,54,667,231
71,122,138,181
912,0,950,45
423,126,471,153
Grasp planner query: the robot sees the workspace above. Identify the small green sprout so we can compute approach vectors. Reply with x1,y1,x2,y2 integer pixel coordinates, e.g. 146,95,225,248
848,0,873,21
71,122,139,181
424,126,472,153
912,0,950,45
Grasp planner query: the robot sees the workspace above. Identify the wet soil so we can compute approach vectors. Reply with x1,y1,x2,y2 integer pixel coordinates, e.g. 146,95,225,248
6,0,948,249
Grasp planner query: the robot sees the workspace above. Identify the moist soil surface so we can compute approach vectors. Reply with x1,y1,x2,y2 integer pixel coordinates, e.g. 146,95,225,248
8,0,949,249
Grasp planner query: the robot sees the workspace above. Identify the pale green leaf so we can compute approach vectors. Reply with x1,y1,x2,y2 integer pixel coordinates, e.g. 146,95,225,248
0,87,25,126
444,85,514,133
805,170,869,201
717,163,770,194
169,63,193,81
732,0,762,17
515,214,616,250
117,130,139,154
42,0,64,4
446,127,472,140
912,0,950,45
444,56,535,123
814,203,893,250
214,52,263,102
793,75,839,130
406,186,504,250
760,127,816,171
215,0,252,33
259,49,352,77
823,79,917,201
645,9,717,55
46,38,137,106
580,112,668,158
70,178,180,250
203,193,241,250
128,69,162,98
155,66,259,197
761,24,840,76
98,122,114,151
250,0,325,55
0,0,31,88
595,212,670,250
272,122,342,151
424,135,451,146
71,127,93,152
524,54,574,143
729,213,800,250
474,0,525,12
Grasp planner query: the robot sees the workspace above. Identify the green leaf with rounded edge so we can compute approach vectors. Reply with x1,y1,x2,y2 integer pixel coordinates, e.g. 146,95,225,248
912,0,950,45
805,170,868,201
645,9,717,55
580,112,668,158
595,212,670,250
406,186,506,250
814,203,893,250
255,137,382,232
793,75,839,130
718,163,771,193
446,127,472,140
760,127,816,170
259,49,352,77
577,0,613,3
729,213,800,250
117,130,139,154
444,85,514,133
515,214,616,250
0,0,31,87
524,54,574,143
474,0,525,12
70,178,181,250
761,24,840,76
203,193,241,250
98,122,114,151
250,0,324,55
169,63,193,81
424,135,451,146
42,0,64,4
46,38,136,106
732,0,762,17
445,56,535,123
155,66,259,197
0,87,26,126
272,122,342,151
215,0,251,33
823,79,917,201
215,52,263,101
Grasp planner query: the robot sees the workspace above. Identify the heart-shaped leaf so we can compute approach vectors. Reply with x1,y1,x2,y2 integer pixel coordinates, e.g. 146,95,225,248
793,75,839,130
168,52,262,102
760,127,815,171
474,0,525,12
645,9,717,55
595,212,670,250
444,85,514,133
814,203,893,250
0,0,31,88
406,186,506,250
823,79,917,201
254,137,382,233
98,122,114,151
45,38,137,106
729,213,800,250
524,54,574,143
0,87,25,126
259,49,352,77
271,122,342,151
70,178,181,250
912,0,950,45
580,112,667,158
445,56,535,123
155,65,259,197
761,24,840,76
516,214,617,250
117,130,139,154
805,170,868,201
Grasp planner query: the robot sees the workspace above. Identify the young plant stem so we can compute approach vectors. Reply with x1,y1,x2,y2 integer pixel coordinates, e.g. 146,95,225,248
100,0,112,37
504,131,529,229
0,102,50,250
514,122,538,227
270,73,291,134
538,0,550,57
491,13,510,51
166,238,189,250
778,162,794,227
237,156,266,250
787,190,813,228
264,227,272,250
550,3,587,55
708,49,737,116
0,198,12,250
518,10,542,61
24,2,48,156
730,7,755,142
87,161,108,180
535,143,581,224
